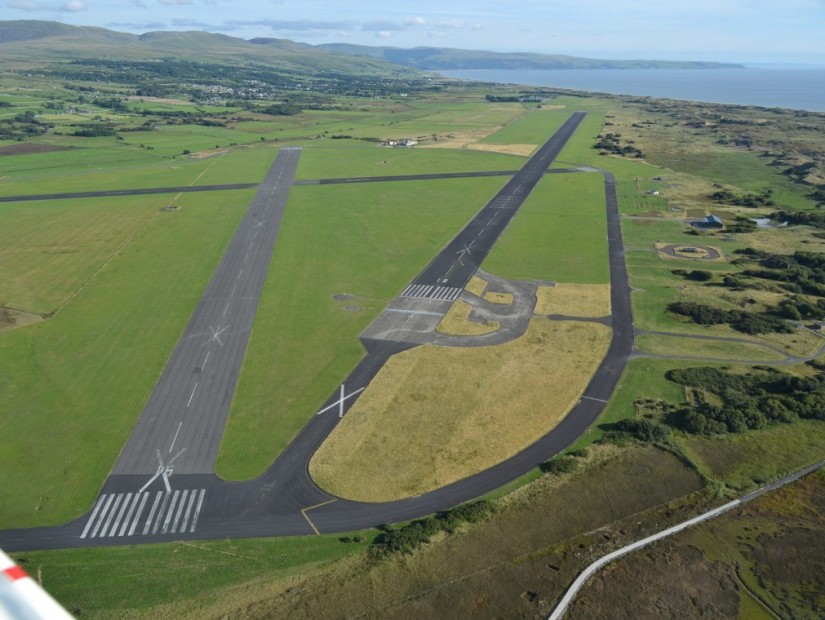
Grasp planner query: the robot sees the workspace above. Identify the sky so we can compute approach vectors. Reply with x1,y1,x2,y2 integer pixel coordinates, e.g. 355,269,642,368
3,0,825,65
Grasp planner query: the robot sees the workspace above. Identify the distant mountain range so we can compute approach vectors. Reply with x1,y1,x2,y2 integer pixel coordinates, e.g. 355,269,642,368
0,20,744,74
317,43,744,71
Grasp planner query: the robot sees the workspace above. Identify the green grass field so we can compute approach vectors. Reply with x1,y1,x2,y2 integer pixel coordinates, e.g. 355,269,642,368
481,106,569,145
483,172,610,283
0,195,175,314
217,177,505,479
11,534,372,619
294,144,524,180
0,142,278,196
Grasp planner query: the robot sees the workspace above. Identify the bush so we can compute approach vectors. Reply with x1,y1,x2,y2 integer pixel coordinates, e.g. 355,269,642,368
369,500,493,558
540,456,579,475
613,418,671,442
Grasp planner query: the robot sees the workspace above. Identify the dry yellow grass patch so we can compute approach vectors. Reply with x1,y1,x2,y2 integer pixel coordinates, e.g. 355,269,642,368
465,276,488,297
535,283,611,317
187,148,230,159
466,143,536,157
309,318,611,502
437,299,500,336
483,291,513,305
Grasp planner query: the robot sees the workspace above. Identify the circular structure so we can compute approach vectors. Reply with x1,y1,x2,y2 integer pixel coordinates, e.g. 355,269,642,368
658,243,723,261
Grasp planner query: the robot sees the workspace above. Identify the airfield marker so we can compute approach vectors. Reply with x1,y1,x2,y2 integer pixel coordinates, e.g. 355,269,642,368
315,385,365,417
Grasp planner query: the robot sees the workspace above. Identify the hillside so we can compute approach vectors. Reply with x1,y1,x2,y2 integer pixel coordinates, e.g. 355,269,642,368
0,21,414,77
317,43,744,71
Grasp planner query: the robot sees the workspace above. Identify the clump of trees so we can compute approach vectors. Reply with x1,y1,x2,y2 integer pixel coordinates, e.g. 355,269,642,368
666,301,794,334
710,188,775,208
665,366,825,435
594,133,645,158
738,249,825,297
671,269,713,281
370,500,493,558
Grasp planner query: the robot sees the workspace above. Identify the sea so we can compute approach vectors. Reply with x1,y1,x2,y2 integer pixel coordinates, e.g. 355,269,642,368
438,68,825,112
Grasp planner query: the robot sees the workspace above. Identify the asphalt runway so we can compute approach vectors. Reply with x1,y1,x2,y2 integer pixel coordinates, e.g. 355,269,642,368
0,183,259,203
0,116,638,551
401,112,586,300
113,147,302,476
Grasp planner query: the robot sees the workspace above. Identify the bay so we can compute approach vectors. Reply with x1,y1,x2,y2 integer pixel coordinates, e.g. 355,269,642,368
438,68,825,112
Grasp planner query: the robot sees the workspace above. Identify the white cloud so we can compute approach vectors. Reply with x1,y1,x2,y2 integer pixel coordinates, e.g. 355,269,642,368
6,0,46,10
5,0,85,11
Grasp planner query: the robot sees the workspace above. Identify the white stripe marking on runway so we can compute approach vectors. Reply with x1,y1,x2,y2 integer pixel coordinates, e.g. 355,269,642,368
143,492,163,535
127,493,150,536
190,490,206,533
187,383,198,407
80,495,107,539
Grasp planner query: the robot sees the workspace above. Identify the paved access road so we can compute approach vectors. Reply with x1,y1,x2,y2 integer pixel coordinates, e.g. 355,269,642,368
0,114,638,552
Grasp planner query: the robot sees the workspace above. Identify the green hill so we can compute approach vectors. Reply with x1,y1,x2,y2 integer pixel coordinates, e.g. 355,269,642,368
0,21,415,77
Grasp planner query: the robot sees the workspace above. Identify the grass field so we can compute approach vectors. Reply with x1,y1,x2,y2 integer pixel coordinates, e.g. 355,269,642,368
294,144,524,180
217,177,506,480
309,318,611,501
677,420,825,490
0,190,252,528
0,195,171,314
483,172,610,283
535,283,611,317
11,535,371,619
480,106,570,145
635,334,788,362
0,142,278,196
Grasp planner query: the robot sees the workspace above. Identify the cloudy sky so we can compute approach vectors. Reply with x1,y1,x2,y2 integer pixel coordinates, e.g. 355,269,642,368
3,0,825,64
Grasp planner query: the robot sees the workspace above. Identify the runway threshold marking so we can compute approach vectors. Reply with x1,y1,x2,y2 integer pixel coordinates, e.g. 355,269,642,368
300,499,338,536
80,489,206,539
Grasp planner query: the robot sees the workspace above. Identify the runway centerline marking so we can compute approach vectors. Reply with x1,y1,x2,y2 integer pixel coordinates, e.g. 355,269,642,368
316,384,366,418
169,421,183,454
223,303,230,318
187,383,198,407
202,350,211,369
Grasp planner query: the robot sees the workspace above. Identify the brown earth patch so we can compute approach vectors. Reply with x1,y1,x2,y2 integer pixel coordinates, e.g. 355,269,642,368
0,144,73,156
0,306,44,331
